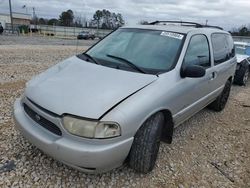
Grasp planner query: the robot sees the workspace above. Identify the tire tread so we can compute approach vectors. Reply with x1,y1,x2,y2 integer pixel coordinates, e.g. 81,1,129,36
129,113,164,173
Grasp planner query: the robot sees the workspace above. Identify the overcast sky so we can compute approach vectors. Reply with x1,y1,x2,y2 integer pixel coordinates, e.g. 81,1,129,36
0,0,250,30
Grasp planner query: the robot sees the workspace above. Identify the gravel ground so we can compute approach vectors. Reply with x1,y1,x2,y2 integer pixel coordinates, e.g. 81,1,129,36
0,36,250,187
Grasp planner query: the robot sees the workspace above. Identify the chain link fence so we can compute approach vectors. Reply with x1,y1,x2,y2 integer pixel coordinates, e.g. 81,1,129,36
3,23,113,39
37,25,112,39
232,36,250,43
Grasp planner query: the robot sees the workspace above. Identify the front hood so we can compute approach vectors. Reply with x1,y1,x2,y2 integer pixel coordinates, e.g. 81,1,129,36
25,56,157,119
236,54,249,63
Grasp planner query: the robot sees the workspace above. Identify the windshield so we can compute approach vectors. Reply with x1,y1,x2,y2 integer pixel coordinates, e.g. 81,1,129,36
86,28,185,74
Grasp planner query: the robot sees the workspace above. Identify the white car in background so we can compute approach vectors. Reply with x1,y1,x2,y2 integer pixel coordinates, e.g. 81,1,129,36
234,41,250,85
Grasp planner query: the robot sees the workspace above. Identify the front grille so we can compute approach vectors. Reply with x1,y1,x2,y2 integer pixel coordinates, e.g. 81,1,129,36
23,103,62,136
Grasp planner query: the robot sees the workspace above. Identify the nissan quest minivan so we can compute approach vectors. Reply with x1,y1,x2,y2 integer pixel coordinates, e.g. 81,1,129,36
14,21,237,173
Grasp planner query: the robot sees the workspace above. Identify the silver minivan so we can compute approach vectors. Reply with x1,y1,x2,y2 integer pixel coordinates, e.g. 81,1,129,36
14,21,237,173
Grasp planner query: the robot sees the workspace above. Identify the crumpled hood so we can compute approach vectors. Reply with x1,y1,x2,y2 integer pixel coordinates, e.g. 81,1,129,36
25,56,157,119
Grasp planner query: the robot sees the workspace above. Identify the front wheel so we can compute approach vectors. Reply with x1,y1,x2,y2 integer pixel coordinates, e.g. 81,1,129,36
208,80,231,112
129,112,164,173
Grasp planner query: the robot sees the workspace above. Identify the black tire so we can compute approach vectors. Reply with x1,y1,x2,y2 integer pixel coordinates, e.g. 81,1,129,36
234,61,249,86
129,112,164,173
208,80,231,112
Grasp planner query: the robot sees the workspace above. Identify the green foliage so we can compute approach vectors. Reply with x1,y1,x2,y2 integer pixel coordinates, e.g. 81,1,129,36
59,9,74,26
231,25,250,36
93,10,103,28
91,9,125,29
38,18,46,25
239,27,248,36
34,9,125,29
18,25,29,33
48,19,59,26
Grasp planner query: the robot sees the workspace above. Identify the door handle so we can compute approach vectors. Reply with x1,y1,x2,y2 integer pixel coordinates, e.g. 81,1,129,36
209,72,217,80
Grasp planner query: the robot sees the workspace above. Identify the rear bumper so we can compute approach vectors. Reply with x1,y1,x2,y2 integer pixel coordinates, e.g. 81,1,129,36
13,98,133,173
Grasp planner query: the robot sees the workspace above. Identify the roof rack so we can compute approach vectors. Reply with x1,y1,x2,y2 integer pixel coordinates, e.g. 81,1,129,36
149,21,223,30
201,25,223,30
149,21,202,27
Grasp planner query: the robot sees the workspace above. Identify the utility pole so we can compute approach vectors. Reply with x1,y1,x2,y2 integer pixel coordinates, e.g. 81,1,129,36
9,0,14,34
32,7,35,18
32,7,37,27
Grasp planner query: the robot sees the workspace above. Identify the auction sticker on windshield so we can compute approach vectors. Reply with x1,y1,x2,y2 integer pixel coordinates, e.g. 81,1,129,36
161,31,184,40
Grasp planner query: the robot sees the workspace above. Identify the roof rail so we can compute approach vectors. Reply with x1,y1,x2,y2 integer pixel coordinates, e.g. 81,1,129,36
149,21,203,27
149,20,223,30
201,25,223,30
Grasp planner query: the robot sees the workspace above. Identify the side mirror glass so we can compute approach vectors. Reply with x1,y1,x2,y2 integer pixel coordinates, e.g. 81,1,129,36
181,65,206,78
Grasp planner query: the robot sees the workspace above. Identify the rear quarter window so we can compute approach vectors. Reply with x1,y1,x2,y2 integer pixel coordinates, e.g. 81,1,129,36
211,33,235,65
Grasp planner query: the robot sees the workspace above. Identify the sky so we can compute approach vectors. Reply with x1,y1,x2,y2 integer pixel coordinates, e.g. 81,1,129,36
0,0,250,30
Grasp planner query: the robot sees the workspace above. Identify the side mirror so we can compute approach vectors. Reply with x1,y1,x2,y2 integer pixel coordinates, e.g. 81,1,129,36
181,65,206,78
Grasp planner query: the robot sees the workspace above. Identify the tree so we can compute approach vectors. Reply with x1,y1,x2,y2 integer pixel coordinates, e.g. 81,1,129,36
48,18,58,26
102,9,111,28
230,24,250,36
38,18,47,25
116,13,125,27
59,9,74,26
93,10,103,29
74,13,83,27
91,9,125,29
239,26,248,36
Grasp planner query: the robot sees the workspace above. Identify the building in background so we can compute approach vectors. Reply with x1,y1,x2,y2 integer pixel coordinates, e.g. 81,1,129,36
0,12,31,29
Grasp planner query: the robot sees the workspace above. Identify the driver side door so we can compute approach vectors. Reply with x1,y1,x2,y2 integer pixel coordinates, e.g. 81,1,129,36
174,34,214,125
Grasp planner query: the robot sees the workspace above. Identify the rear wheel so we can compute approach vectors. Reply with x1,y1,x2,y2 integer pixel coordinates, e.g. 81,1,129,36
234,61,249,86
129,112,164,173
208,80,231,112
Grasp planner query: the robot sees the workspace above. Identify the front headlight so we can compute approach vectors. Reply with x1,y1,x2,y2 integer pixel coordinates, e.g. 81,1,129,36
62,116,121,139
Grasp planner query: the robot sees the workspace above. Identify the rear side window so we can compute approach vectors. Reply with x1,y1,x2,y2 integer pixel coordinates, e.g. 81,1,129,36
183,34,210,68
211,33,235,65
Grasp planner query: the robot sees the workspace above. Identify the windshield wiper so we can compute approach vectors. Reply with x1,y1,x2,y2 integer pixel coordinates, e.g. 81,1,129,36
107,54,146,74
81,53,100,65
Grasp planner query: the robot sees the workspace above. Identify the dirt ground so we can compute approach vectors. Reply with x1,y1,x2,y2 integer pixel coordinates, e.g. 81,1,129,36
0,37,250,188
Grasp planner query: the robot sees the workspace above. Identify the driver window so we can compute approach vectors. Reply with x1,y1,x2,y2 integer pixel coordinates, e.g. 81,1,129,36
183,35,210,68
